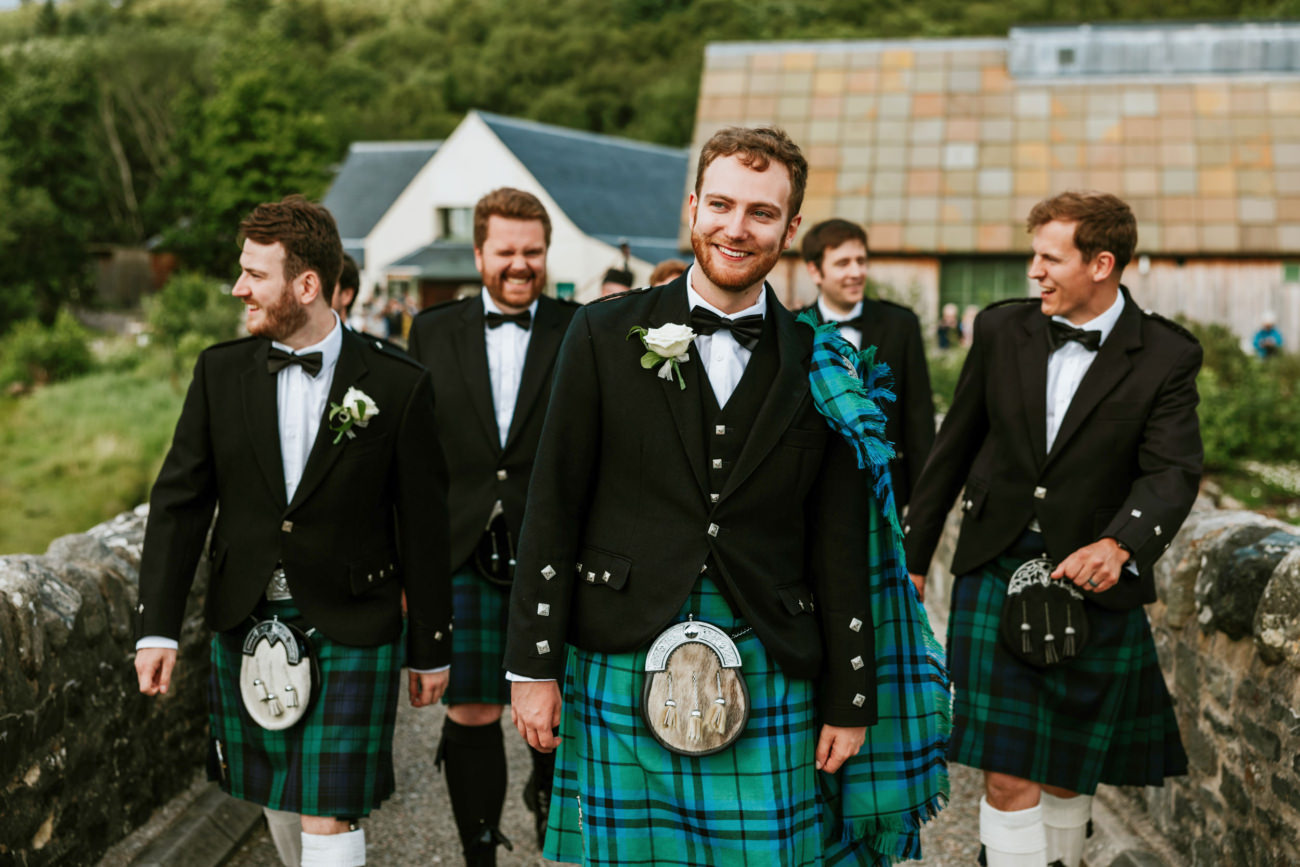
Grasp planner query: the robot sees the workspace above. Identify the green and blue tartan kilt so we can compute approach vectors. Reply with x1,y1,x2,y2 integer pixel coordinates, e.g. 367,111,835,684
946,544,1187,795
544,576,824,866
207,599,404,816
443,566,512,706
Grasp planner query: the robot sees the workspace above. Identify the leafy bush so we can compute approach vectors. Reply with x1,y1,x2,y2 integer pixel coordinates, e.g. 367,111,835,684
1182,319,1300,470
145,272,242,371
927,346,968,415
0,310,95,387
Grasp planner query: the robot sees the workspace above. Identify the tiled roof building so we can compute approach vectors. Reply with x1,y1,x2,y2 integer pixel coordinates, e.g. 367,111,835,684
688,23,1300,343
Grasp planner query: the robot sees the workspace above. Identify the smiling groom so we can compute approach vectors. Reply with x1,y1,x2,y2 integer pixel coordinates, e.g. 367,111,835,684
134,196,452,867
504,127,879,864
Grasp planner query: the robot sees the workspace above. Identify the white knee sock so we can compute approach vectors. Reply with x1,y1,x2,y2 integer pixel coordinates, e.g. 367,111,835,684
980,796,1047,867
263,808,303,867
1041,792,1092,867
300,827,366,867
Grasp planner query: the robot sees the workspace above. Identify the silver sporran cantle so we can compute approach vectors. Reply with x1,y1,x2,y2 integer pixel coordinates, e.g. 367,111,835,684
239,617,318,731
641,617,750,756
998,556,1090,668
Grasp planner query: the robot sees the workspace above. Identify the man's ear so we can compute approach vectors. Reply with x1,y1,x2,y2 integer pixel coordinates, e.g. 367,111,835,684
782,214,802,251
1090,251,1117,283
804,258,822,284
296,270,323,306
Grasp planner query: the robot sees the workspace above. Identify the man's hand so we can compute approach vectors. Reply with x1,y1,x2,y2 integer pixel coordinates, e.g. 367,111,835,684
135,647,177,696
815,724,866,774
408,669,449,707
511,680,563,752
1051,538,1129,593
909,572,926,603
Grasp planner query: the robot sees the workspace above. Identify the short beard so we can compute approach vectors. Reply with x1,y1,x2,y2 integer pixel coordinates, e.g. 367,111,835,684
251,282,309,342
690,227,782,294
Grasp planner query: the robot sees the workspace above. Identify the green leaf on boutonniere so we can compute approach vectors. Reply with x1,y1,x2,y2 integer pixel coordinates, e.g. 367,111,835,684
641,351,661,369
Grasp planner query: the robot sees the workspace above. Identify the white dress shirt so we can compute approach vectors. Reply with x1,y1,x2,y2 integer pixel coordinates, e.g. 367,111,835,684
1045,291,1124,452
816,297,863,351
483,288,538,447
687,266,767,407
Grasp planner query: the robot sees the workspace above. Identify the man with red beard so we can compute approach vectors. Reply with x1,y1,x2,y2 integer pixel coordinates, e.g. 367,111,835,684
407,188,578,866
504,128,879,863
134,196,451,867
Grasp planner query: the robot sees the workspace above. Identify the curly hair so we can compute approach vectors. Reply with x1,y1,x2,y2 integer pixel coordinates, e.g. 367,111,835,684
695,126,808,219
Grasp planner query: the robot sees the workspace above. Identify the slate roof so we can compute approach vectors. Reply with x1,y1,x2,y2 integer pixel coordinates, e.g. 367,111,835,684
323,141,441,256
386,241,479,281
478,112,689,261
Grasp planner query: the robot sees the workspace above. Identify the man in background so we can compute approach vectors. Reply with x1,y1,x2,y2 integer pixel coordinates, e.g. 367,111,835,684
800,218,935,509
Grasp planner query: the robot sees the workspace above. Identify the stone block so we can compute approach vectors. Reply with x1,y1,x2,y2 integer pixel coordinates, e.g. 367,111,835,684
1256,547,1300,668
1175,642,1198,699
1220,769,1251,814
1182,721,1218,775
1110,850,1167,867
1274,773,1300,815
1235,714,1282,762
1199,526,1300,640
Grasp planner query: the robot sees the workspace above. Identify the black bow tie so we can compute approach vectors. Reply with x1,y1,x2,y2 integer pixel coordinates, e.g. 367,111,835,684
832,312,865,330
485,310,532,330
1047,320,1102,353
689,307,764,351
267,347,323,377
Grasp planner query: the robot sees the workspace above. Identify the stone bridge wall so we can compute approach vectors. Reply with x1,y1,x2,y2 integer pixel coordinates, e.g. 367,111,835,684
0,507,211,867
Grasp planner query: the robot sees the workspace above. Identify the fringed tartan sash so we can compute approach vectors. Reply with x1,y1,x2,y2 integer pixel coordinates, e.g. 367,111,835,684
798,309,952,865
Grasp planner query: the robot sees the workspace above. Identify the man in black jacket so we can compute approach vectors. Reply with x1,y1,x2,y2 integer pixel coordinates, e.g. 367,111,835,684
407,188,578,865
505,127,875,864
134,196,451,867
905,191,1201,867
799,218,935,508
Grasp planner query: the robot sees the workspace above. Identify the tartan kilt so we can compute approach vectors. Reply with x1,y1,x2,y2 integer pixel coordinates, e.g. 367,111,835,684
443,566,511,706
207,599,403,816
946,550,1187,794
545,576,824,866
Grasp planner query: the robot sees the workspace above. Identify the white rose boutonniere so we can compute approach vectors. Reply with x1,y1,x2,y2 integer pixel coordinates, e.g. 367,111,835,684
328,386,379,444
628,322,695,390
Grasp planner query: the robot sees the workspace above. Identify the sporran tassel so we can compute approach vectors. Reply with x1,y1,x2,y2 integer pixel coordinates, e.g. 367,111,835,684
1020,600,1032,654
706,670,727,734
687,674,703,742
1064,608,1077,657
1042,602,1059,664
661,671,678,729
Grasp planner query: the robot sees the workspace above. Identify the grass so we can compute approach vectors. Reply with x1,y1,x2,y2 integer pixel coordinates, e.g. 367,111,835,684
0,355,187,555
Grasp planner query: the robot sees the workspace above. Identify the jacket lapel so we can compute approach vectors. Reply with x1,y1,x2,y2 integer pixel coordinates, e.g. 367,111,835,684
1016,312,1050,464
1044,289,1143,467
652,277,709,499
454,299,502,450
287,331,369,513
243,341,288,508
505,296,564,450
720,288,810,501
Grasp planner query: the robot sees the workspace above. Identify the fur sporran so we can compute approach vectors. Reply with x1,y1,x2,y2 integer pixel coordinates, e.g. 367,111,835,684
641,619,750,756
999,557,1090,668
239,618,319,731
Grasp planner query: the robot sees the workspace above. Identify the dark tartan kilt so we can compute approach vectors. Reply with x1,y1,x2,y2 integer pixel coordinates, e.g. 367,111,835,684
207,600,403,816
946,549,1187,794
545,576,824,866
443,566,512,706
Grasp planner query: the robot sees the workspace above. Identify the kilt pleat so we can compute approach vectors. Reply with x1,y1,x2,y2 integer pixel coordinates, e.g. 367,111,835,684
946,555,1187,794
207,600,403,816
544,577,824,866
444,567,512,705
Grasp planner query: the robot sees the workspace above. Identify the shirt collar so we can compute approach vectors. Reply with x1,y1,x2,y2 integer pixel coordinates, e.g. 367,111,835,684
1052,288,1124,347
685,265,767,320
481,287,540,318
271,311,343,377
817,296,862,323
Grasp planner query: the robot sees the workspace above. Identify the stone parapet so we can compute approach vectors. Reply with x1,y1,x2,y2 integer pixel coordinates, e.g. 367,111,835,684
0,507,212,867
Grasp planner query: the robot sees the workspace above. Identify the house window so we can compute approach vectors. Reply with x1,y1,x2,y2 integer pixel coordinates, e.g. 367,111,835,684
939,258,1033,311
437,207,473,241
1283,262,1300,283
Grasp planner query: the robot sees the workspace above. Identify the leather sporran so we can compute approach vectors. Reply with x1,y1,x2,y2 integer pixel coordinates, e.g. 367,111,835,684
472,501,515,588
239,618,319,731
999,557,1090,668
641,618,750,757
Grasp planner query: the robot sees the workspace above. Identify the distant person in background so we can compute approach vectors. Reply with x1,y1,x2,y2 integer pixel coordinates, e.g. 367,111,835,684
961,304,979,348
599,267,634,297
799,218,935,509
1254,313,1283,359
937,302,962,349
649,258,688,286
332,253,361,329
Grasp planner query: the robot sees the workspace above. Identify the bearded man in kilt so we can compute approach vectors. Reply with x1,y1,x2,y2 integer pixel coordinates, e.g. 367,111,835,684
407,188,579,865
905,191,1201,867
135,196,453,867
503,126,902,866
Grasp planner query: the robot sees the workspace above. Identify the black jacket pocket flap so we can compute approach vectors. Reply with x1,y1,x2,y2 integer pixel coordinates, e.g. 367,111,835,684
349,554,400,595
778,583,815,616
576,546,631,590
961,482,988,518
